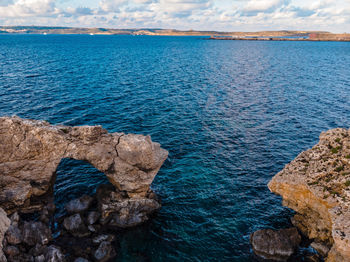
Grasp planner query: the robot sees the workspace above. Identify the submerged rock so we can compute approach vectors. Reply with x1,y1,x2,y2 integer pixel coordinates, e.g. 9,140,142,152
92,234,115,245
94,241,116,262
250,227,301,261
0,116,168,212
268,128,350,261
65,195,94,214
74,258,89,262
63,214,89,237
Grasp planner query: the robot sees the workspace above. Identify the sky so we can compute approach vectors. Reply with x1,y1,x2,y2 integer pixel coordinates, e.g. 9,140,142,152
0,0,349,33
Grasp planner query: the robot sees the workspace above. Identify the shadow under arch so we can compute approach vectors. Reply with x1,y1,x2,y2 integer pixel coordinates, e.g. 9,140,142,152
53,158,111,217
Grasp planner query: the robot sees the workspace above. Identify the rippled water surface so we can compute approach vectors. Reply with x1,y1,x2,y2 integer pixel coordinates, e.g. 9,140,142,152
1,35,350,261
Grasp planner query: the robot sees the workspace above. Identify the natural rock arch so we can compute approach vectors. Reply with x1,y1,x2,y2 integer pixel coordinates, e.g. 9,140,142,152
0,116,168,213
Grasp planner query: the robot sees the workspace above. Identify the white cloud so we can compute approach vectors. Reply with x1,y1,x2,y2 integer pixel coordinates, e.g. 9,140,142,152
0,0,349,33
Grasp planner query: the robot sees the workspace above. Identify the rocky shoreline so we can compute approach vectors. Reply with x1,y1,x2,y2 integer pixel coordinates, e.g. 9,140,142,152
251,128,350,262
0,116,168,261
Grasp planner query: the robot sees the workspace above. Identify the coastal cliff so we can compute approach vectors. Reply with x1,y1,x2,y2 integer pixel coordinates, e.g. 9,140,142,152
268,128,350,261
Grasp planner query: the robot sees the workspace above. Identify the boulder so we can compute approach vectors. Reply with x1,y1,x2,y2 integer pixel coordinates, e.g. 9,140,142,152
65,195,94,214
92,234,115,245
97,184,160,228
94,241,116,262
5,225,22,245
86,211,100,225
3,246,19,257
63,214,89,237
250,227,301,261
0,116,168,212
44,245,66,262
22,221,52,246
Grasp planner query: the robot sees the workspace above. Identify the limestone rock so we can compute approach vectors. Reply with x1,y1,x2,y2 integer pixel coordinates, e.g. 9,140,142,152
0,116,168,212
250,227,301,261
97,184,160,228
268,128,350,261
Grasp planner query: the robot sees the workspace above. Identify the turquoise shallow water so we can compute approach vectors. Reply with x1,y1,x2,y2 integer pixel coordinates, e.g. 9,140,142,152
1,35,350,261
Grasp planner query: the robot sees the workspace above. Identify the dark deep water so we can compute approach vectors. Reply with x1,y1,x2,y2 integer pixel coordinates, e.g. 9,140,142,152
0,35,350,261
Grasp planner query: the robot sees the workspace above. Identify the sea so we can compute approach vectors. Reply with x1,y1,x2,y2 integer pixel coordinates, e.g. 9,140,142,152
0,34,350,261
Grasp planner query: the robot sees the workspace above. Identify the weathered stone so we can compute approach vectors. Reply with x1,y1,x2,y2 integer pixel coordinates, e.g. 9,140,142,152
65,195,94,214
9,212,19,226
44,245,66,262
3,246,19,257
63,214,89,237
250,227,301,261
92,234,115,245
0,116,168,212
310,241,331,257
268,128,350,261
94,241,116,262
98,186,160,228
5,225,22,245
0,207,11,262
22,221,52,246
86,211,100,225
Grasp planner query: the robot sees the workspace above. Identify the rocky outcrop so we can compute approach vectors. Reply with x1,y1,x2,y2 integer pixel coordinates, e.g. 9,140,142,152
0,116,168,213
250,227,301,261
268,128,350,261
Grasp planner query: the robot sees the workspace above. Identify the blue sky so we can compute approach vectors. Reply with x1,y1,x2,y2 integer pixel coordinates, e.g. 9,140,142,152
0,0,349,32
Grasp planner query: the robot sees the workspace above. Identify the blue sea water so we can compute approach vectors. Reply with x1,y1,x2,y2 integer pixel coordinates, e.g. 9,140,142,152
0,35,350,261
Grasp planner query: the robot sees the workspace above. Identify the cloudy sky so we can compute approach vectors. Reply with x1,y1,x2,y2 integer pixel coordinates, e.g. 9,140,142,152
0,0,349,32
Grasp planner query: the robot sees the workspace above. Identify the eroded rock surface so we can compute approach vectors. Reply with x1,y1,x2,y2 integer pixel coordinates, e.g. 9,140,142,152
0,116,168,212
268,128,350,262
250,227,301,261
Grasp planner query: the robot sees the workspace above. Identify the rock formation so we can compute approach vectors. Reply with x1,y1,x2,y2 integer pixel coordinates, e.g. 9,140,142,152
0,116,168,213
268,128,350,262
250,227,301,261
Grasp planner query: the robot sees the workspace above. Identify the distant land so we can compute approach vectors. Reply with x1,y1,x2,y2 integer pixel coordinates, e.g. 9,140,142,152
1,26,350,41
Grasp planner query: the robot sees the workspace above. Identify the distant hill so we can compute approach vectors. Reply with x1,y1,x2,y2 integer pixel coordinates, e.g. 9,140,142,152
0,26,330,37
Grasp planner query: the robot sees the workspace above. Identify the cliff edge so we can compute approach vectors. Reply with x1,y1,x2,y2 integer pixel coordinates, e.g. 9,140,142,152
268,128,350,261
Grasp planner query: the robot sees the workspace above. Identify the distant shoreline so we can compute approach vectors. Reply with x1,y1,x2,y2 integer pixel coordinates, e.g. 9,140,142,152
1,26,349,41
